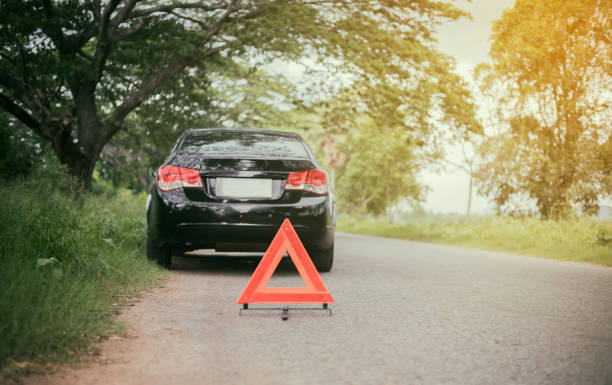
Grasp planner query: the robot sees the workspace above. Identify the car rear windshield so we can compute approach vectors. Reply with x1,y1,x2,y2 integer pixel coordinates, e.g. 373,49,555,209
177,131,310,159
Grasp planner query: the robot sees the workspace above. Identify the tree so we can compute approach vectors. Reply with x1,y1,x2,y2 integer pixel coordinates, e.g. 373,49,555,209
335,117,421,216
441,141,478,222
99,62,297,191
1,0,478,189
315,68,481,216
476,0,611,218
0,0,256,187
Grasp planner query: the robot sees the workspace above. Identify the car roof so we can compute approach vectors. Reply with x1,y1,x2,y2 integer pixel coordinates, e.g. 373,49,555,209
184,128,302,138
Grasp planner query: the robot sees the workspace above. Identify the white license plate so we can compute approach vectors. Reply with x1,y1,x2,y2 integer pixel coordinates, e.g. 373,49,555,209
216,178,273,198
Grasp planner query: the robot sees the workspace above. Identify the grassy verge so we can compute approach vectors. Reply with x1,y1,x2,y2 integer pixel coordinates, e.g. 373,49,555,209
0,170,167,378
337,215,612,266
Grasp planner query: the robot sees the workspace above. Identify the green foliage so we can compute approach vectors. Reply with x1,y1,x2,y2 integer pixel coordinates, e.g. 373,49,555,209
338,215,612,266
0,0,311,187
311,1,482,160
0,168,165,371
476,0,611,218
0,113,48,179
336,119,421,215
98,62,299,191
280,1,483,216
0,0,481,191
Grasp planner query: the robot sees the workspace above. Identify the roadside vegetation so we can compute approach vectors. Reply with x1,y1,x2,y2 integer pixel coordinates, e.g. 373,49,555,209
337,215,612,267
332,0,610,269
0,0,609,376
0,165,166,377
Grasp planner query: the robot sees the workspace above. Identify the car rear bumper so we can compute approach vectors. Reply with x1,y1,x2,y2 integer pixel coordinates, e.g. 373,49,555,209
148,189,334,253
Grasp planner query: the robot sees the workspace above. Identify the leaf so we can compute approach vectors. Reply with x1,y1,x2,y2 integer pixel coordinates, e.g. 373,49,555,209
52,268,64,279
103,238,116,248
36,257,60,266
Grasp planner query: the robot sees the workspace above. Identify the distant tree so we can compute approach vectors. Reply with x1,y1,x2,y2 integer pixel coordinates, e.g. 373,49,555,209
323,77,480,216
336,118,422,216
476,0,611,218
441,141,478,222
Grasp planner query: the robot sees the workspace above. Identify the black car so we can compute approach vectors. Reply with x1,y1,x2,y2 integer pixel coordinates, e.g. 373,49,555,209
146,128,336,271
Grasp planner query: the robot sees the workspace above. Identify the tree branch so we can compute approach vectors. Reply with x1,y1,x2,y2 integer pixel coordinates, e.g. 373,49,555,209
0,71,36,111
0,93,46,138
41,0,67,53
0,70,62,137
111,0,141,31
107,47,221,135
105,1,240,133
77,49,94,62
114,17,152,42
206,0,234,39
127,1,227,19
0,51,15,64
86,0,101,20
225,6,266,23
441,158,470,174
112,0,254,44
169,10,207,29
93,0,122,70
363,193,376,206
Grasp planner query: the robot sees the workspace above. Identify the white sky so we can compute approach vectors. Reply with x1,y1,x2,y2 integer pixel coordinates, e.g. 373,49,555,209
419,0,515,214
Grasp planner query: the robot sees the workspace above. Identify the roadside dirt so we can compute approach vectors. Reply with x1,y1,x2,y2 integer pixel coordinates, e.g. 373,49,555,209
22,275,183,385
22,256,305,385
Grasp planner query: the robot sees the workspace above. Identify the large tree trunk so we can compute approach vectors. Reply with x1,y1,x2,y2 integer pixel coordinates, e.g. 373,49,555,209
59,150,98,190
53,134,101,190
50,88,107,190
53,82,111,190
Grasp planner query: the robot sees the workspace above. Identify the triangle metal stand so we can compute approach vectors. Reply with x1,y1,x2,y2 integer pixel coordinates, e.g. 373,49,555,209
239,303,332,321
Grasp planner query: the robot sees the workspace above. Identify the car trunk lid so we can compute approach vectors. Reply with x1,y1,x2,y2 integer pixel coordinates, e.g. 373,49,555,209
169,156,315,203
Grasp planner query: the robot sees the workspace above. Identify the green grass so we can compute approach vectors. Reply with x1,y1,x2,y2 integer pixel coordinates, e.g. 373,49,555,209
337,215,612,266
0,170,167,376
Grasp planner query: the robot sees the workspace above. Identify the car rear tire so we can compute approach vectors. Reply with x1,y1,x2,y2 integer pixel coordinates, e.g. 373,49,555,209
147,235,171,269
311,242,334,272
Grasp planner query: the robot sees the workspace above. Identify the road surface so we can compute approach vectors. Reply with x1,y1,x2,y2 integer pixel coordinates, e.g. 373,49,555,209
26,233,612,385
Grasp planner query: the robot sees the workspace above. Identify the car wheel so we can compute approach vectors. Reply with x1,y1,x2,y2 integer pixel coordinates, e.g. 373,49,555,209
311,242,334,272
146,235,171,269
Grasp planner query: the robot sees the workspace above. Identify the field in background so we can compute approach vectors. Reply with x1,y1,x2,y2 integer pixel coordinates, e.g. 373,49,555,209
337,216,612,267
0,169,166,378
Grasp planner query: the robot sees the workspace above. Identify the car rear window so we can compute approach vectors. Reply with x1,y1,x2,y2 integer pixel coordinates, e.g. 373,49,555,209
177,131,310,159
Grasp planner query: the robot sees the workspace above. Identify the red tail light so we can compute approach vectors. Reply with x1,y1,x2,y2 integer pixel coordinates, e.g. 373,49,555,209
179,167,203,188
157,166,203,191
284,169,328,195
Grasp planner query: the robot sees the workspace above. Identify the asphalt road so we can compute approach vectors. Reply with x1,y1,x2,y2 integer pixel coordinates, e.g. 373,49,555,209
26,232,612,385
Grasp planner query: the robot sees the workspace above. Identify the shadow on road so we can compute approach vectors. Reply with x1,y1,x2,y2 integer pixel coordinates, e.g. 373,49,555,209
170,254,301,277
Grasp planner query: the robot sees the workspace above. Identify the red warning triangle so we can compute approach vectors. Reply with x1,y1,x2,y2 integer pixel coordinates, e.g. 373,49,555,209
237,218,334,304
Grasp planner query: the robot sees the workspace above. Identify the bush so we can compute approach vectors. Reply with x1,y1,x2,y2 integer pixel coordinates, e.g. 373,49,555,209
0,168,164,371
596,227,612,247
